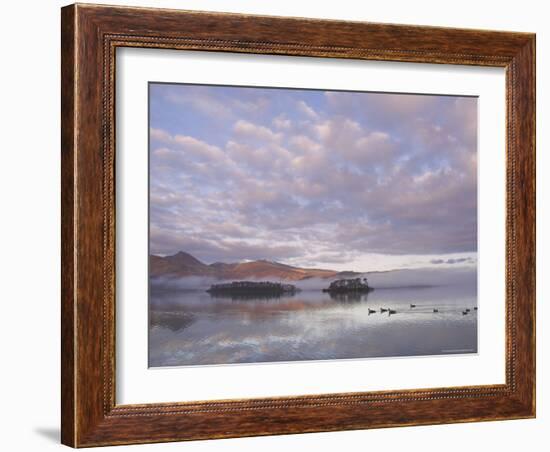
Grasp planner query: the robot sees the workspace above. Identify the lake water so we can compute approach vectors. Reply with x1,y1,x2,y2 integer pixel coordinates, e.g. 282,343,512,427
149,282,477,367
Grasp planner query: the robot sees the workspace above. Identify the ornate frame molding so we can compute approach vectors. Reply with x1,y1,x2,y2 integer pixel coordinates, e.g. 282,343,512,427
62,4,535,447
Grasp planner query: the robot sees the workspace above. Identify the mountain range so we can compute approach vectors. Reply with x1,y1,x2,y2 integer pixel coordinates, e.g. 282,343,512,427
150,251,360,281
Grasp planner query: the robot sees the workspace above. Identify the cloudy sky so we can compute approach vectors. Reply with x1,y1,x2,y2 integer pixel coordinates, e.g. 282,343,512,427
149,83,477,272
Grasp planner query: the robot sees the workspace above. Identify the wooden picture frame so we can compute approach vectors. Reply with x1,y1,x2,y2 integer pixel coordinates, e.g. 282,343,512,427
61,3,535,447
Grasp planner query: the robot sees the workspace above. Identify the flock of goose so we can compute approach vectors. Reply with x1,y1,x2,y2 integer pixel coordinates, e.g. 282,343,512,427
366,304,478,316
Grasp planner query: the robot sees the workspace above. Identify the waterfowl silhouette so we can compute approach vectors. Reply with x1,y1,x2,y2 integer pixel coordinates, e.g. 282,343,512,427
368,308,376,314
388,309,397,315
410,304,416,308
433,308,439,313
380,308,388,313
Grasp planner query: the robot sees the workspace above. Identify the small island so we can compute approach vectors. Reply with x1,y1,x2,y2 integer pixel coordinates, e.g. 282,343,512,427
322,278,373,294
206,281,300,297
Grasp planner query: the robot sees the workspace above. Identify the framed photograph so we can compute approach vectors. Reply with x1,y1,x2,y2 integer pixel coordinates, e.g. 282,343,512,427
61,3,535,447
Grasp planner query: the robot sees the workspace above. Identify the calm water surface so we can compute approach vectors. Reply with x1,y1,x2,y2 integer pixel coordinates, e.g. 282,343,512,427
149,282,477,367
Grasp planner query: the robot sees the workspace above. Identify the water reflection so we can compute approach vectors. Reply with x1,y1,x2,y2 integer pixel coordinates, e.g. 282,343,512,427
150,311,196,332
208,292,294,302
327,291,370,303
149,284,477,367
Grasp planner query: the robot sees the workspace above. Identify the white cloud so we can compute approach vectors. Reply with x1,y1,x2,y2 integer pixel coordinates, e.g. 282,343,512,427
150,127,172,142
150,85,478,266
233,120,281,142
290,135,321,152
272,114,292,130
296,100,319,119
151,128,226,163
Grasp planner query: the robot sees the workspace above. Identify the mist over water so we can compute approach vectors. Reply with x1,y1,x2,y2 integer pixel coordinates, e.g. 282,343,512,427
149,267,477,367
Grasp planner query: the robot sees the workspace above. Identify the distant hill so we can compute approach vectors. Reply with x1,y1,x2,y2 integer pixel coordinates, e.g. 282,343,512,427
150,251,359,281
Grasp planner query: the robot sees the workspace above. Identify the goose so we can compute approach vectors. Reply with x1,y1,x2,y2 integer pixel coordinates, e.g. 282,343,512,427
433,308,439,313
380,308,388,313
465,308,471,312
462,310,468,315
410,304,416,308
474,307,478,310
368,308,376,314
388,309,397,315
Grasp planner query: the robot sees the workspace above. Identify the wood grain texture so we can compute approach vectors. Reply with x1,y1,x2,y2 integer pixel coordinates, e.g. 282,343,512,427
60,5,76,446
61,3,536,447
